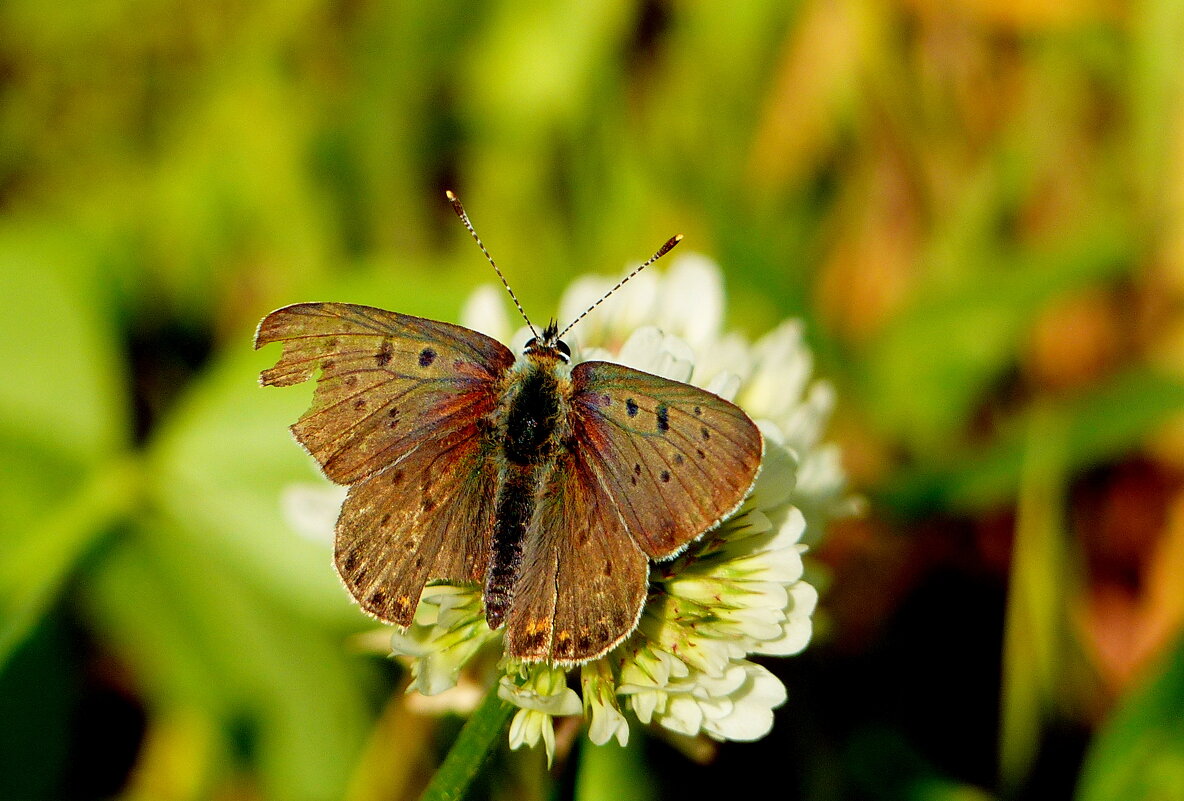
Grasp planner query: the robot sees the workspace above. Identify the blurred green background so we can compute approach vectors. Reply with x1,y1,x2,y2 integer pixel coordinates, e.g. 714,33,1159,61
3,1,1184,799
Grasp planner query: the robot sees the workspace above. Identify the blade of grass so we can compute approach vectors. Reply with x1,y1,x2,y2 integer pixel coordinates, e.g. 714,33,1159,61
998,406,1079,788
1076,633,1184,801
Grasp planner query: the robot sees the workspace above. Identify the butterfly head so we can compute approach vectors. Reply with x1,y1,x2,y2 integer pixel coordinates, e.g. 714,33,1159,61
523,320,572,365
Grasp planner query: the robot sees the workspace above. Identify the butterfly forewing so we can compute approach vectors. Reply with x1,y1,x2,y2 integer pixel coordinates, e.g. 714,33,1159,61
255,302,514,484
569,361,763,559
506,450,650,663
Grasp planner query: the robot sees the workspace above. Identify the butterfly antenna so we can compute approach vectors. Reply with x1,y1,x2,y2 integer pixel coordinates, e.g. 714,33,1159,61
556,233,683,340
446,190,537,338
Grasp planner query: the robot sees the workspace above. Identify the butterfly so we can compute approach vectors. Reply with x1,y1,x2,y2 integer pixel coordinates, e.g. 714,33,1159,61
254,192,762,664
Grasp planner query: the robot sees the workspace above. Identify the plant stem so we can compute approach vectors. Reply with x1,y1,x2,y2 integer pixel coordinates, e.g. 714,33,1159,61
419,684,515,801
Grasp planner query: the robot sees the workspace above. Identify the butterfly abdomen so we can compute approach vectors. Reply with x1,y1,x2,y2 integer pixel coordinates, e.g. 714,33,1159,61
484,465,534,627
484,363,568,628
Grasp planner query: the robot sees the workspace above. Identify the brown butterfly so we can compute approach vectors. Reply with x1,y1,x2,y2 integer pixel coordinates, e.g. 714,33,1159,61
255,192,762,664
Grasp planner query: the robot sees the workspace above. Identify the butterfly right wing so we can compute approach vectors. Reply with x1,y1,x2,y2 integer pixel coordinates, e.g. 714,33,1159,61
505,448,650,664
504,362,762,663
566,360,762,558
255,302,515,624
255,302,515,484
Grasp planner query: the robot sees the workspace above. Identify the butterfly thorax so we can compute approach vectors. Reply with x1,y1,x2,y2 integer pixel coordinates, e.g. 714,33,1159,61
502,354,570,464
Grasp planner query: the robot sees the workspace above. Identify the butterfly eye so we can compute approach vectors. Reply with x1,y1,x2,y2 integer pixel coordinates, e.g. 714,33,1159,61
524,337,538,351
556,340,571,359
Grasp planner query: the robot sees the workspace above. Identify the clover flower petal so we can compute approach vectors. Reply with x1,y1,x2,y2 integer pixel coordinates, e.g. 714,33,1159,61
500,662,583,765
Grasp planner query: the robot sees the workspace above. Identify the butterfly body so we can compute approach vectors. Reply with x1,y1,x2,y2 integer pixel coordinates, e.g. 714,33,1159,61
256,302,762,664
485,332,572,628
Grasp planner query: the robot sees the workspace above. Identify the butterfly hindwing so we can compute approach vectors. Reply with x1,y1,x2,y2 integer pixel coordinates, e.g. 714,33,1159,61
334,421,499,626
568,360,762,559
506,449,650,663
254,302,514,484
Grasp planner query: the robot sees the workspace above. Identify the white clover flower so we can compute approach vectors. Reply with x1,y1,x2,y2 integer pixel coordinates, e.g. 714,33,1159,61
391,585,499,697
499,662,583,765
282,253,852,756
581,658,630,746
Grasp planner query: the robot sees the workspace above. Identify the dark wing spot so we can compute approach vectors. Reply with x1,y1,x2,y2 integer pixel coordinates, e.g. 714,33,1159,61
673,453,684,465
418,347,437,367
696,448,706,459
633,463,642,476
390,469,404,485
320,359,336,370
604,559,613,576
422,497,436,513
656,404,670,432
353,397,366,410
694,405,702,416
369,589,387,606
342,552,359,572
344,375,358,387
660,470,670,483
376,339,394,367
380,513,391,525
630,475,638,486
626,398,639,417
700,426,710,440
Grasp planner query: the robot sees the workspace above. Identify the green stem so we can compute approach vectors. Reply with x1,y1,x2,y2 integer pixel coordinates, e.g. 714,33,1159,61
419,684,515,801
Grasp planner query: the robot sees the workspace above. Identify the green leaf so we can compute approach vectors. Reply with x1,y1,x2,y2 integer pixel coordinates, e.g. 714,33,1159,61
1076,635,1184,801
83,523,376,801
860,224,1132,453
881,368,1184,517
146,342,361,626
0,455,139,667
0,227,131,666
0,226,127,464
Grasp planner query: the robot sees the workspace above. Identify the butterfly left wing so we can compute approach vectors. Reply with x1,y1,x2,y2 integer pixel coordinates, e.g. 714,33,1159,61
567,360,763,559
